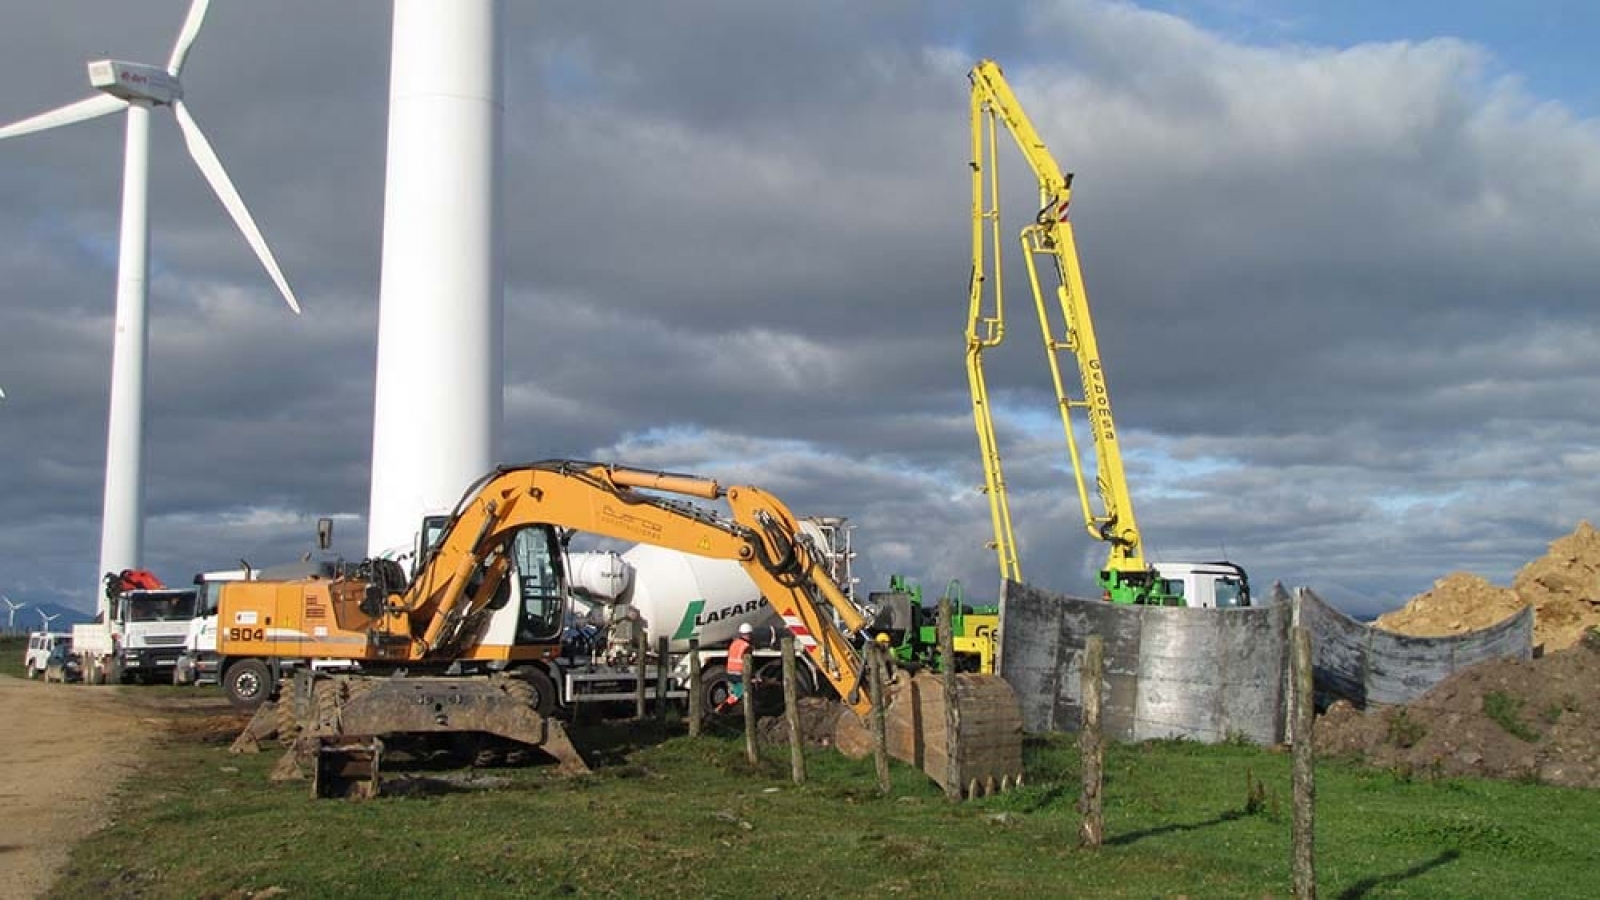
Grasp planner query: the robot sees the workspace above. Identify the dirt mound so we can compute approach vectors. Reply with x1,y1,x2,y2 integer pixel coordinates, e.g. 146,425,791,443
1374,573,1521,636
755,697,846,748
169,713,254,746
1376,521,1600,651
1513,521,1600,650
1316,632,1600,787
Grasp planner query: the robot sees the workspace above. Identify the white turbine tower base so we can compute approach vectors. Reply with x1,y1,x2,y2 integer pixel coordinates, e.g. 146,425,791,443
0,0,302,614
367,0,505,557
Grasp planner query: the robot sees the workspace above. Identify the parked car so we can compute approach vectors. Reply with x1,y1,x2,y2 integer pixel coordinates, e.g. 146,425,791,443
24,632,72,680
42,642,81,683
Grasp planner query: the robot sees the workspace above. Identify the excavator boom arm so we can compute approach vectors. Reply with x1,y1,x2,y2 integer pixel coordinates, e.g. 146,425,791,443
397,460,874,717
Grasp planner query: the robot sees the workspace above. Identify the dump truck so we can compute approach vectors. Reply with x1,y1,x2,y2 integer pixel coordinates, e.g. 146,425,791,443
217,459,1023,795
73,572,200,684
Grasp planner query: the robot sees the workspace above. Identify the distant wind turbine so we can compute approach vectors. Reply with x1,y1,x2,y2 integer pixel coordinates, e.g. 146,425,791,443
0,0,302,614
2,594,24,629
38,610,61,631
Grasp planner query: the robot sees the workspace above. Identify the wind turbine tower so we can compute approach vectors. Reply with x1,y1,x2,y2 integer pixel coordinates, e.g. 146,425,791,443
367,0,505,556
0,1,302,614
2,594,24,630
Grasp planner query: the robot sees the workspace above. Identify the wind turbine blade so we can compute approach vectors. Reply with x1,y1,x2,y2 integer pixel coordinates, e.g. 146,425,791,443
173,101,303,315
167,0,213,75
0,94,126,141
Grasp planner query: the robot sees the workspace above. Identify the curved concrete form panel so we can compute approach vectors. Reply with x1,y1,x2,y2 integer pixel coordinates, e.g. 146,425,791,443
1292,587,1533,709
998,581,1290,743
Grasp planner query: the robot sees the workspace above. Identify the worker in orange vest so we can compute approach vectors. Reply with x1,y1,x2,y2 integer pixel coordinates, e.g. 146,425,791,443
721,622,754,711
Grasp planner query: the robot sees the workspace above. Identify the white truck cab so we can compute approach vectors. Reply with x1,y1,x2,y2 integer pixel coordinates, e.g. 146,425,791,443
174,569,251,685
1153,561,1252,609
73,587,200,684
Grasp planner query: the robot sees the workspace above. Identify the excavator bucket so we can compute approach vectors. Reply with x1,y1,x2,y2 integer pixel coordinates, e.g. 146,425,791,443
835,672,1025,797
272,671,589,795
313,737,384,800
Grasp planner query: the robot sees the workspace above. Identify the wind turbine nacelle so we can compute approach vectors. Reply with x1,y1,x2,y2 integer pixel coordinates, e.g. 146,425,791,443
88,60,181,105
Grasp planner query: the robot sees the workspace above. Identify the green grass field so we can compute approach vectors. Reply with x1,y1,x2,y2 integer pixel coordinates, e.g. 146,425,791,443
2,635,28,678
38,700,1600,899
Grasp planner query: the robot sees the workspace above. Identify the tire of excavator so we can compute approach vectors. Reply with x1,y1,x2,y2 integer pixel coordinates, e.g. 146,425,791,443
508,667,558,718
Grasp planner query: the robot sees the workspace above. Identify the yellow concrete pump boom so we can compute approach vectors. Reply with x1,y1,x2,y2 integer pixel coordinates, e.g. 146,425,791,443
966,58,1152,599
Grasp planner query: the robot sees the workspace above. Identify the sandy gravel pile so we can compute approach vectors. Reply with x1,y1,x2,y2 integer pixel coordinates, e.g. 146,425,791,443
1376,522,1600,651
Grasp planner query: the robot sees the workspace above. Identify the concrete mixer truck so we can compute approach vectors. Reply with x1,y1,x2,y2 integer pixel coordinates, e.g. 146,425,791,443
561,516,858,712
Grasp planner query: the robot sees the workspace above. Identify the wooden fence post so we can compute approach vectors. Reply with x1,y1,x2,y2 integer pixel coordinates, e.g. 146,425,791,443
1292,626,1317,898
742,640,759,765
870,642,891,795
634,625,648,721
687,637,702,737
655,635,669,723
1079,635,1105,847
782,634,806,784
938,596,962,801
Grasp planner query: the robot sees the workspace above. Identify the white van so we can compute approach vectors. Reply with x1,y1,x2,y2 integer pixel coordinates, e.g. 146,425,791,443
24,632,71,679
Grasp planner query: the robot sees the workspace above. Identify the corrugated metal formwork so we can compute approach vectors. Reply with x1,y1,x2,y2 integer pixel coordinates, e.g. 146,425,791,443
998,581,1290,743
996,581,1534,745
1291,586,1533,709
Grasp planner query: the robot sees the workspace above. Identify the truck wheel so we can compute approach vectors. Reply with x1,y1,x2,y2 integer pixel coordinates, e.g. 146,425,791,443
512,667,558,718
700,664,732,713
224,659,273,711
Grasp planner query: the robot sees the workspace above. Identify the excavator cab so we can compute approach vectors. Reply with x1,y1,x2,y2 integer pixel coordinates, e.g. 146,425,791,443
508,525,567,643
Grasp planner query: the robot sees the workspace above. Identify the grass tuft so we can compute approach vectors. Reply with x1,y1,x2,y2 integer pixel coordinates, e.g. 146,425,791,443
1483,691,1541,743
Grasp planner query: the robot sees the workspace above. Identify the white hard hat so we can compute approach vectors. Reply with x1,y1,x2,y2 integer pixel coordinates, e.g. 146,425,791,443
738,622,753,635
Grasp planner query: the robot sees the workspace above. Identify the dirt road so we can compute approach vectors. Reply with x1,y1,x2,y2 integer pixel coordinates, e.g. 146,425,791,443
0,676,158,899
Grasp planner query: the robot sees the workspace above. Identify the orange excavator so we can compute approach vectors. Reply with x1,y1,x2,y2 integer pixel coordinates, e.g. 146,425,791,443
219,459,1022,795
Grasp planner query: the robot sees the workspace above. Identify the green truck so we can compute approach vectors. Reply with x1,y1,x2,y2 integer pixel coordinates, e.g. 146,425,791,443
869,576,999,673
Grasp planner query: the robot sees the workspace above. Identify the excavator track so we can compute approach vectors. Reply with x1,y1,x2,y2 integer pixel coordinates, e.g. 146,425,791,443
265,670,588,796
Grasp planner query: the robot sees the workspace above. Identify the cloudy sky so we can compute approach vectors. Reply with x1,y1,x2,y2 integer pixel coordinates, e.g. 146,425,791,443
1,0,1596,619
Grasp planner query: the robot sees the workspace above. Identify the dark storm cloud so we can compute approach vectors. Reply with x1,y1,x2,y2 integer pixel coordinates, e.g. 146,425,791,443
2,1,1597,619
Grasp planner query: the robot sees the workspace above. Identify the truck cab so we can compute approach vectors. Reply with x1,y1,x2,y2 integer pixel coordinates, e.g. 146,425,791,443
174,569,251,686
1152,561,1252,609
112,588,201,681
